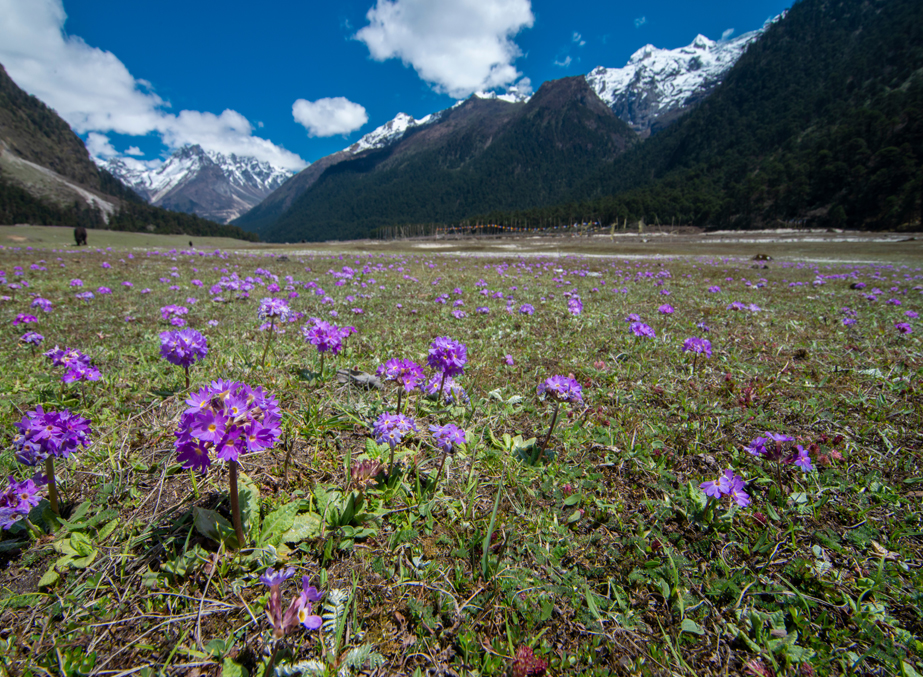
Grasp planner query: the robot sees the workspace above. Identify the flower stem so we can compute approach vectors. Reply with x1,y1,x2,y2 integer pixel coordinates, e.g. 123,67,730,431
396,388,403,414
260,318,275,368
184,365,190,389
45,457,59,515
228,460,245,548
433,453,448,493
539,402,560,456
264,640,284,677
438,372,447,405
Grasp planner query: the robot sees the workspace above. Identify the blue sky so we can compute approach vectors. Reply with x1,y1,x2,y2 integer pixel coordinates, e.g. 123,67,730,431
0,0,791,172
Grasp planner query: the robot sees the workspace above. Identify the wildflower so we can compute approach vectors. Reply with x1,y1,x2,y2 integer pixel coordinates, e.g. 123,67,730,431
895,322,913,334
303,317,356,355
13,313,37,325
512,645,548,677
519,303,535,315
350,459,384,491
427,337,467,378
31,297,52,312
452,310,467,319
258,297,291,321
630,321,656,338
373,413,418,450
567,296,583,315
261,568,323,640
20,331,44,346
424,374,469,404
44,346,100,383
905,310,919,319
625,313,641,322
160,329,208,387
0,476,43,530
69,279,83,287
658,304,674,314
538,375,583,405
708,286,721,293
682,337,712,357
700,469,750,508
429,423,466,454
75,291,95,302
504,354,515,366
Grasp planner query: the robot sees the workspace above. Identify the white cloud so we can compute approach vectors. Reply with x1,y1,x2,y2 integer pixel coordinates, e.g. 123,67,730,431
572,32,585,46
355,0,534,99
721,28,735,41
0,0,307,170
124,146,144,156
634,16,647,28
292,97,369,137
85,132,117,159
554,56,572,68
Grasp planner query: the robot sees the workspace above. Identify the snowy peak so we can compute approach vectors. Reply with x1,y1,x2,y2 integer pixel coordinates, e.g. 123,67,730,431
97,145,295,223
586,22,773,135
347,111,441,154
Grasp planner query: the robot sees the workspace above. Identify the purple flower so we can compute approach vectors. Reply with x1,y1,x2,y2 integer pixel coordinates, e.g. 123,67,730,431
658,304,674,315
160,304,189,321
261,569,323,639
429,423,466,454
20,331,44,346
303,317,356,354
31,297,52,312
174,380,281,472
452,309,467,319
567,296,583,315
700,469,750,508
905,310,919,319
373,413,418,450
424,374,469,404
377,359,426,392
43,345,100,383
504,354,515,366
12,406,92,466
75,291,95,302
624,313,641,322
682,337,712,357
708,286,721,293
519,304,535,315
160,329,208,368
793,445,813,472
13,313,37,325
0,476,44,530
69,279,83,287
260,566,295,588
427,337,467,377
538,375,583,405
258,297,291,321
630,322,656,339
895,322,913,334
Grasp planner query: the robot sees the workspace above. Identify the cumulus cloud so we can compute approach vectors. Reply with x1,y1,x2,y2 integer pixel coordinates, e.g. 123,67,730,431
355,0,534,99
124,146,144,156
292,98,369,137
85,132,118,159
634,16,647,28
0,0,307,170
721,28,735,41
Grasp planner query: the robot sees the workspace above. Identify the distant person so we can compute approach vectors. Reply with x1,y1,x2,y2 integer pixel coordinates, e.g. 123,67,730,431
74,227,87,246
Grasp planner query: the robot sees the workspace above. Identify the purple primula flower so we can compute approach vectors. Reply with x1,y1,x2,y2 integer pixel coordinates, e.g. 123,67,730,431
159,329,208,368
700,469,750,508
174,380,281,473
31,297,52,312
682,337,712,357
905,310,919,319
302,317,356,354
377,359,426,392
708,286,721,293
75,291,95,302
567,296,583,315
429,423,466,454
895,322,913,334
658,304,674,315
69,279,83,287
0,476,44,530
519,304,535,315
424,374,469,404
12,407,92,466
13,313,37,325
624,313,641,322
373,413,418,449
452,309,467,319
43,346,100,383
427,337,467,377
20,331,44,346
261,569,324,639
793,445,813,472
538,375,583,405
160,304,188,321
630,322,656,338
504,354,515,366
260,566,295,588
258,297,291,321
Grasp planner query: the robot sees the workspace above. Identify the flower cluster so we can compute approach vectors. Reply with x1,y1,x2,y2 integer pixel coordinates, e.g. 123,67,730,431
538,375,583,405
682,336,712,356
20,331,44,346
31,297,52,312
700,469,751,507
160,304,189,326
159,329,208,368
373,413,418,450
13,313,37,325
630,322,656,338
747,433,813,471
258,297,291,321
429,423,466,454
13,406,92,466
303,317,356,354
174,380,282,473
511,645,548,677
427,337,467,377
0,476,43,530
377,358,426,392
260,567,323,639
566,295,583,316
44,346,100,383
424,374,469,404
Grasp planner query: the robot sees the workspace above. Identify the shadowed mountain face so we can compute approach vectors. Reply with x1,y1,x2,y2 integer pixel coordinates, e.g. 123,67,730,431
238,77,637,242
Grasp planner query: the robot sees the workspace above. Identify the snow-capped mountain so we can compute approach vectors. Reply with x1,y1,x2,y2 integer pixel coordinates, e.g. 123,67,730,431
586,22,774,136
98,145,294,223
346,112,437,155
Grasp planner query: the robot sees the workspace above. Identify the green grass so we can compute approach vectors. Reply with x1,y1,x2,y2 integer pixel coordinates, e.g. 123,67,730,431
0,239,922,677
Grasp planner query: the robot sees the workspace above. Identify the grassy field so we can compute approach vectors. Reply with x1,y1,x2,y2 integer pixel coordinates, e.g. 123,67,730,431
0,234,921,677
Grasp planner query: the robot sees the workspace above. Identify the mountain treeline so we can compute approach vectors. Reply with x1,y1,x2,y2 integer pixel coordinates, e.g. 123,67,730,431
475,0,923,231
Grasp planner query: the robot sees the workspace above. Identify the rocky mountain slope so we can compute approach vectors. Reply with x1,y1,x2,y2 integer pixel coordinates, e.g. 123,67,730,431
98,145,293,224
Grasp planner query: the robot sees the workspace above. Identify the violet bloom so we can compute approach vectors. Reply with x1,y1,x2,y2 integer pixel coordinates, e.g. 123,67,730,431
424,374,469,404
700,469,750,508
0,476,43,530
261,569,323,642
519,304,535,315
174,380,281,473
504,354,515,366
378,358,426,392
624,313,641,322
895,322,913,334
427,337,467,378
160,329,208,387
20,331,44,346
258,297,291,321
31,297,52,312
682,337,712,357
429,423,466,454
658,304,675,315
160,305,189,322
43,346,100,383
13,313,37,325
567,296,583,315
303,317,356,355
793,445,813,472
630,322,656,338
538,375,583,405
373,413,418,450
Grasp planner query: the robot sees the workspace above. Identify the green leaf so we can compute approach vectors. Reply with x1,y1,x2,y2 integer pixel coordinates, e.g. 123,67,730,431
221,658,249,677
681,618,705,635
193,507,238,548
259,501,300,546
97,518,120,542
69,532,95,557
71,551,98,569
238,472,260,539
38,567,60,588
281,512,323,543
